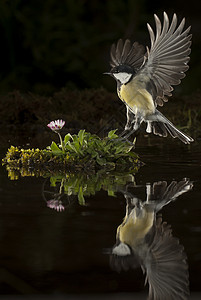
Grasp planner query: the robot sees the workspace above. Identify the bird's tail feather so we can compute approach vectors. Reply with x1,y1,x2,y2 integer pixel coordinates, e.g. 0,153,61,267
147,110,194,144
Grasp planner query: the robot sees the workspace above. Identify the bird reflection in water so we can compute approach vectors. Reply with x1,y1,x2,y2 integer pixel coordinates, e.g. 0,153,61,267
110,179,193,300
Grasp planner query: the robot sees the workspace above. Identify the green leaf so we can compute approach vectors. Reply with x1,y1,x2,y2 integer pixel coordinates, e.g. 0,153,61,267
108,129,118,139
50,176,57,187
64,134,72,145
115,144,125,154
124,144,134,153
96,155,106,166
78,186,85,205
91,151,98,158
50,141,60,151
78,129,85,146
104,162,115,170
104,143,112,152
67,142,79,153
108,190,115,197
50,142,63,155
73,140,83,155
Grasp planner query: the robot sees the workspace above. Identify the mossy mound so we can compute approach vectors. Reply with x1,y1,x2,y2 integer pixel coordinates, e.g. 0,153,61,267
2,130,141,177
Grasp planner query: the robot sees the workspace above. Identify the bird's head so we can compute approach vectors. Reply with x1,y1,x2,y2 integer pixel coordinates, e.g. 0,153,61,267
104,64,134,85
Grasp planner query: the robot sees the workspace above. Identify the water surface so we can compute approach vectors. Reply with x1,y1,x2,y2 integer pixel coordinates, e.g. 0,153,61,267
0,137,200,299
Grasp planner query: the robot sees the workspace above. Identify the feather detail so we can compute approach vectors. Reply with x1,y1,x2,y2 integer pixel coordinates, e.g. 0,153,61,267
139,12,192,107
110,39,145,71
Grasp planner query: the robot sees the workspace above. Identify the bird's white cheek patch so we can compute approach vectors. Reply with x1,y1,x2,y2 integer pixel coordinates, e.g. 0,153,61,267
112,242,131,256
113,72,132,84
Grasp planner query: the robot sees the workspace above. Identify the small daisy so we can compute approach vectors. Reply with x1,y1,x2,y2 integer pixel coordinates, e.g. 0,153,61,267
47,119,65,132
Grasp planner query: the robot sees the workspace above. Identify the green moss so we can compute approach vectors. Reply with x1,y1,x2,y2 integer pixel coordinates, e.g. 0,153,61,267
3,145,70,168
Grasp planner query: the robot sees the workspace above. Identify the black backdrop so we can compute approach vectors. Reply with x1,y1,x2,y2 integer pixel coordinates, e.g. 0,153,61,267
0,0,200,95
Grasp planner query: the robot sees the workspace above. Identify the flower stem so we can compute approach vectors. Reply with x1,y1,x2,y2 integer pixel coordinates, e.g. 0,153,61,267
59,178,64,194
57,132,65,152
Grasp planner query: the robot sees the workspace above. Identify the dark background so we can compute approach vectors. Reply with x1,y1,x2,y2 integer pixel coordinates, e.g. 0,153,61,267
0,2,201,296
0,0,200,96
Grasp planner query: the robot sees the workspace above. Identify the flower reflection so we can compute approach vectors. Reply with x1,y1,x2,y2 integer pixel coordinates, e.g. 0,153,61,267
110,179,193,300
47,200,65,212
43,178,69,212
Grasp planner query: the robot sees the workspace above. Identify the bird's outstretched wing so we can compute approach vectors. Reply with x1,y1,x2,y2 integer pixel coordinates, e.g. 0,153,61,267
144,217,189,300
140,12,192,106
110,38,145,71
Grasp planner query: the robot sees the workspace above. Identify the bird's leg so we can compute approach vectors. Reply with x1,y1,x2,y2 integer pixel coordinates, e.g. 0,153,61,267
118,128,130,138
109,110,141,144
109,128,136,146
116,107,136,139
119,115,142,140
119,128,136,140
133,115,142,131
115,134,134,145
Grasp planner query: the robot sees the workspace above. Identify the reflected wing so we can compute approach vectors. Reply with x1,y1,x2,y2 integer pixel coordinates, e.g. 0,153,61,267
144,217,189,300
146,179,193,212
140,12,191,106
110,38,145,70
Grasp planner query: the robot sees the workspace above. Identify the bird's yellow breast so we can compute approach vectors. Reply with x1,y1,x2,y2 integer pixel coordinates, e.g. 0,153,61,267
119,77,155,116
118,209,154,248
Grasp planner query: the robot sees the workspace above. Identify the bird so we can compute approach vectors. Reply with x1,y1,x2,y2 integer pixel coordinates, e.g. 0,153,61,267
105,12,194,144
110,179,193,300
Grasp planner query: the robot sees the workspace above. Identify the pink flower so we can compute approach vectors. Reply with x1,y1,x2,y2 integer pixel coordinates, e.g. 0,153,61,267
47,119,65,132
47,200,65,212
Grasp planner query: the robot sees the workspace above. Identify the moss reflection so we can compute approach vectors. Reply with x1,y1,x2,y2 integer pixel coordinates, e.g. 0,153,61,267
42,171,137,207
3,160,139,207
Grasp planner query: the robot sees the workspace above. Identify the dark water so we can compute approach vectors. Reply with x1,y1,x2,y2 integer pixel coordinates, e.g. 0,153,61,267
0,137,201,299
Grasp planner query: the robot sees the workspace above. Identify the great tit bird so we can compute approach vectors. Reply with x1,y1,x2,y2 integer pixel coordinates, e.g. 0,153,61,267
110,179,193,300
106,12,194,144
